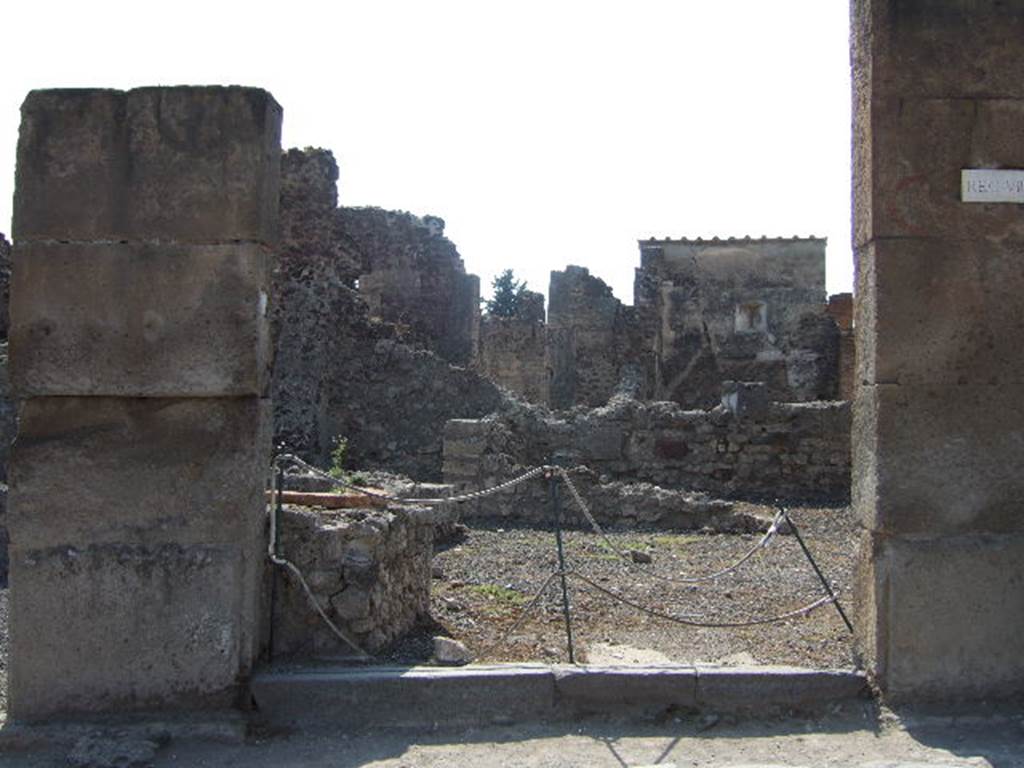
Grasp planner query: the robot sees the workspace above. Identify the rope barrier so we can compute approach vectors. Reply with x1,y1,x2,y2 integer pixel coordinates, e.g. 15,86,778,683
571,570,839,629
553,466,783,585
267,453,851,659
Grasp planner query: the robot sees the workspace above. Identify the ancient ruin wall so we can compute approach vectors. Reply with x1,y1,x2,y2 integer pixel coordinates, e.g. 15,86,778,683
271,503,434,656
444,395,850,503
827,293,855,401
0,234,10,340
273,148,507,479
635,237,838,409
343,207,480,365
547,266,649,409
476,290,549,404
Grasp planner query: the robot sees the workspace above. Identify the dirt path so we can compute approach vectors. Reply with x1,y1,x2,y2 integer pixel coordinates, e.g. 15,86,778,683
420,503,857,668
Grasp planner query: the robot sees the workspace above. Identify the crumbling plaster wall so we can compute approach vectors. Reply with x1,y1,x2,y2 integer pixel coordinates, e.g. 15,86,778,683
272,148,507,479
635,237,839,409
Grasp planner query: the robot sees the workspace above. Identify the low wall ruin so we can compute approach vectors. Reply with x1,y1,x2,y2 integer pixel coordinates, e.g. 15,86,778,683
444,394,850,505
271,502,436,657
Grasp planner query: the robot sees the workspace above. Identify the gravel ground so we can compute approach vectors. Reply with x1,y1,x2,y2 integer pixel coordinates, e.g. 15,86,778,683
422,502,858,668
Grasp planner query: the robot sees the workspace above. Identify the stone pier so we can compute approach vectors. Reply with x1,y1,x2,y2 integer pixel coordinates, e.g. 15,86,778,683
7,87,280,718
853,2,1024,701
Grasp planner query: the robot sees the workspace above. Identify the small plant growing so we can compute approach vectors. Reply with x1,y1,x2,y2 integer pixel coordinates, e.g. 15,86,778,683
328,436,349,479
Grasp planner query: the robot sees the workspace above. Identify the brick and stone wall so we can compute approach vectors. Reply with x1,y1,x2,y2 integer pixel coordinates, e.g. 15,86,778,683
271,503,435,656
477,290,549,404
547,266,650,409
827,293,855,401
444,393,851,504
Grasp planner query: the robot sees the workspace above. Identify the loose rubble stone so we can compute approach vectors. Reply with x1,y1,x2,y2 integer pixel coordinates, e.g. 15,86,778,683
433,636,472,665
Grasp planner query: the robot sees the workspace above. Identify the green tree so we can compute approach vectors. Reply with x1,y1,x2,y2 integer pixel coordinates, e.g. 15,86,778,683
485,269,528,318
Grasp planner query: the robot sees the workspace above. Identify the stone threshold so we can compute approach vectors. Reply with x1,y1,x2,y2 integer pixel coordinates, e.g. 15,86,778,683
250,663,869,729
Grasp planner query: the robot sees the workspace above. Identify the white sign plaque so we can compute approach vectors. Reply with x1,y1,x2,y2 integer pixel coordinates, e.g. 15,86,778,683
961,169,1024,203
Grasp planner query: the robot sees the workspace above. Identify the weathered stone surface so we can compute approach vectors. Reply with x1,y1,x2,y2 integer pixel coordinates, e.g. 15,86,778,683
853,1,1024,703
445,396,850,505
856,238,1024,387
856,532,1024,702
14,87,281,243
553,666,697,714
548,266,645,409
855,98,1024,248
853,384,1024,536
477,291,549,405
852,0,1024,102
433,636,472,666
344,206,480,365
636,238,837,408
272,151,507,477
10,242,271,397
9,397,271,551
271,503,433,656
0,234,10,340
10,543,244,719
9,396,272,684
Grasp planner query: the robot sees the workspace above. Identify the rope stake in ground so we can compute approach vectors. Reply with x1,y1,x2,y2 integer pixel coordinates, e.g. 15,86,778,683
778,504,855,634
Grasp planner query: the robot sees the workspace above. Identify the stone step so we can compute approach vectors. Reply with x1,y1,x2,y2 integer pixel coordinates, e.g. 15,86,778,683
250,663,868,729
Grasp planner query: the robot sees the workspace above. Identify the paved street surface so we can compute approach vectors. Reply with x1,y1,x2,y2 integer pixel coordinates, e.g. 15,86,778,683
2,705,1022,767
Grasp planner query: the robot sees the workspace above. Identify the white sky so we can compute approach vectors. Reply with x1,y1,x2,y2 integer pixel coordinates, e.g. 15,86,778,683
0,0,853,305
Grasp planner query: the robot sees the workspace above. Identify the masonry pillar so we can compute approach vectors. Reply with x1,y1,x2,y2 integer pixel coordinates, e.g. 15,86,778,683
852,2,1024,700
7,87,280,718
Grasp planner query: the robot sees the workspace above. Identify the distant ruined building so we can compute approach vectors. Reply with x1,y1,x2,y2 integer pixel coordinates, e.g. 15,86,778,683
478,237,846,410
272,146,852,481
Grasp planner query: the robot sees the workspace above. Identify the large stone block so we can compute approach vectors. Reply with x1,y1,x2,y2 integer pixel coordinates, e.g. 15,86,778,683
10,241,271,397
853,0,1024,102
8,397,271,552
854,97,1024,248
14,87,281,243
855,531,1024,702
9,543,244,719
853,383,1024,535
855,238,1024,387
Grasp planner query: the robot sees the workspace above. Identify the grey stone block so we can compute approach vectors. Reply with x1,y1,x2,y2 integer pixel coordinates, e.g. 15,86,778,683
9,396,271,679
554,665,697,715
856,532,1024,702
9,543,244,720
694,666,868,713
853,0,1024,102
8,397,271,552
854,97,1024,248
855,238,1024,387
13,87,281,243
10,241,271,397
250,665,557,729
852,383,1024,535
